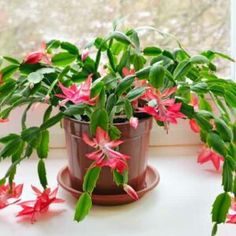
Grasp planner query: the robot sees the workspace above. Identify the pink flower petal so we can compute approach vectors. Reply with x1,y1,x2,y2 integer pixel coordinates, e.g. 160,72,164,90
211,153,222,171
13,184,23,198
106,147,130,160
197,146,223,170
197,146,212,164
31,185,42,196
58,82,76,98
95,127,109,144
86,150,104,161
139,106,159,119
189,119,200,133
227,214,236,224
167,102,182,112
24,51,43,64
82,133,97,147
113,159,127,173
107,140,123,148
161,87,177,97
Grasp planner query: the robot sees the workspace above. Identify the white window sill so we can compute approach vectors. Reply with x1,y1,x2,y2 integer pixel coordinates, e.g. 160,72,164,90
0,146,234,236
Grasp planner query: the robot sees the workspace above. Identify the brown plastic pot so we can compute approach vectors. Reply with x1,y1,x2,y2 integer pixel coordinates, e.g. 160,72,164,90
63,115,153,195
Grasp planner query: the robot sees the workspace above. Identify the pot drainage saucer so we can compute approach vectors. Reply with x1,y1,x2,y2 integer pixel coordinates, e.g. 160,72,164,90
57,165,160,206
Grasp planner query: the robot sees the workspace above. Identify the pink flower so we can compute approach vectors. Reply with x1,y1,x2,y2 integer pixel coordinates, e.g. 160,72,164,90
197,145,224,170
83,127,130,173
122,67,135,77
0,118,9,123
17,185,64,223
0,183,23,209
227,214,236,224
55,74,96,106
139,87,185,131
81,49,89,61
129,117,138,129
123,184,139,201
189,119,200,133
24,42,51,65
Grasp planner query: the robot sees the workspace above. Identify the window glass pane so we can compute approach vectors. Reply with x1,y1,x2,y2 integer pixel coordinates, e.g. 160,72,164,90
0,0,230,75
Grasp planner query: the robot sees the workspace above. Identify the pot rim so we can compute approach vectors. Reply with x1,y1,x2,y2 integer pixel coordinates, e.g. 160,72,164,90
64,113,152,127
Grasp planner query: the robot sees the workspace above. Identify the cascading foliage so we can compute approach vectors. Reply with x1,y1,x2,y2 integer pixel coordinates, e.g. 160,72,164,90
0,25,235,234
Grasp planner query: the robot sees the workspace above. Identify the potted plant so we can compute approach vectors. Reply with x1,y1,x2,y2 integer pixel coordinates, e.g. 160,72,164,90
0,26,235,235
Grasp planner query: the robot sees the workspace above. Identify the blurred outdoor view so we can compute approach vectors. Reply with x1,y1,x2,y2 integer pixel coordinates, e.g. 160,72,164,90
0,0,231,75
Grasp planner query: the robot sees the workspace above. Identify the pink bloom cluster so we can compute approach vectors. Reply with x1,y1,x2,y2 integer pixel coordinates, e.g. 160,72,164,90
83,127,130,174
17,186,64,223
83,127,139,200
139,87,185,131
122,67,184,131
0,183,64,223
55,74,96,106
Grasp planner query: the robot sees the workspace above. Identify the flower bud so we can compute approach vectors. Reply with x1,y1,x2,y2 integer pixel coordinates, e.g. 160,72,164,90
129,117,138,129
123,184,139,201
81,49,89,61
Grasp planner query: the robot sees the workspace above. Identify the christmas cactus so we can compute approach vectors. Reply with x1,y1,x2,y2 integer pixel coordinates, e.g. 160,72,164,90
0,26,236,234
